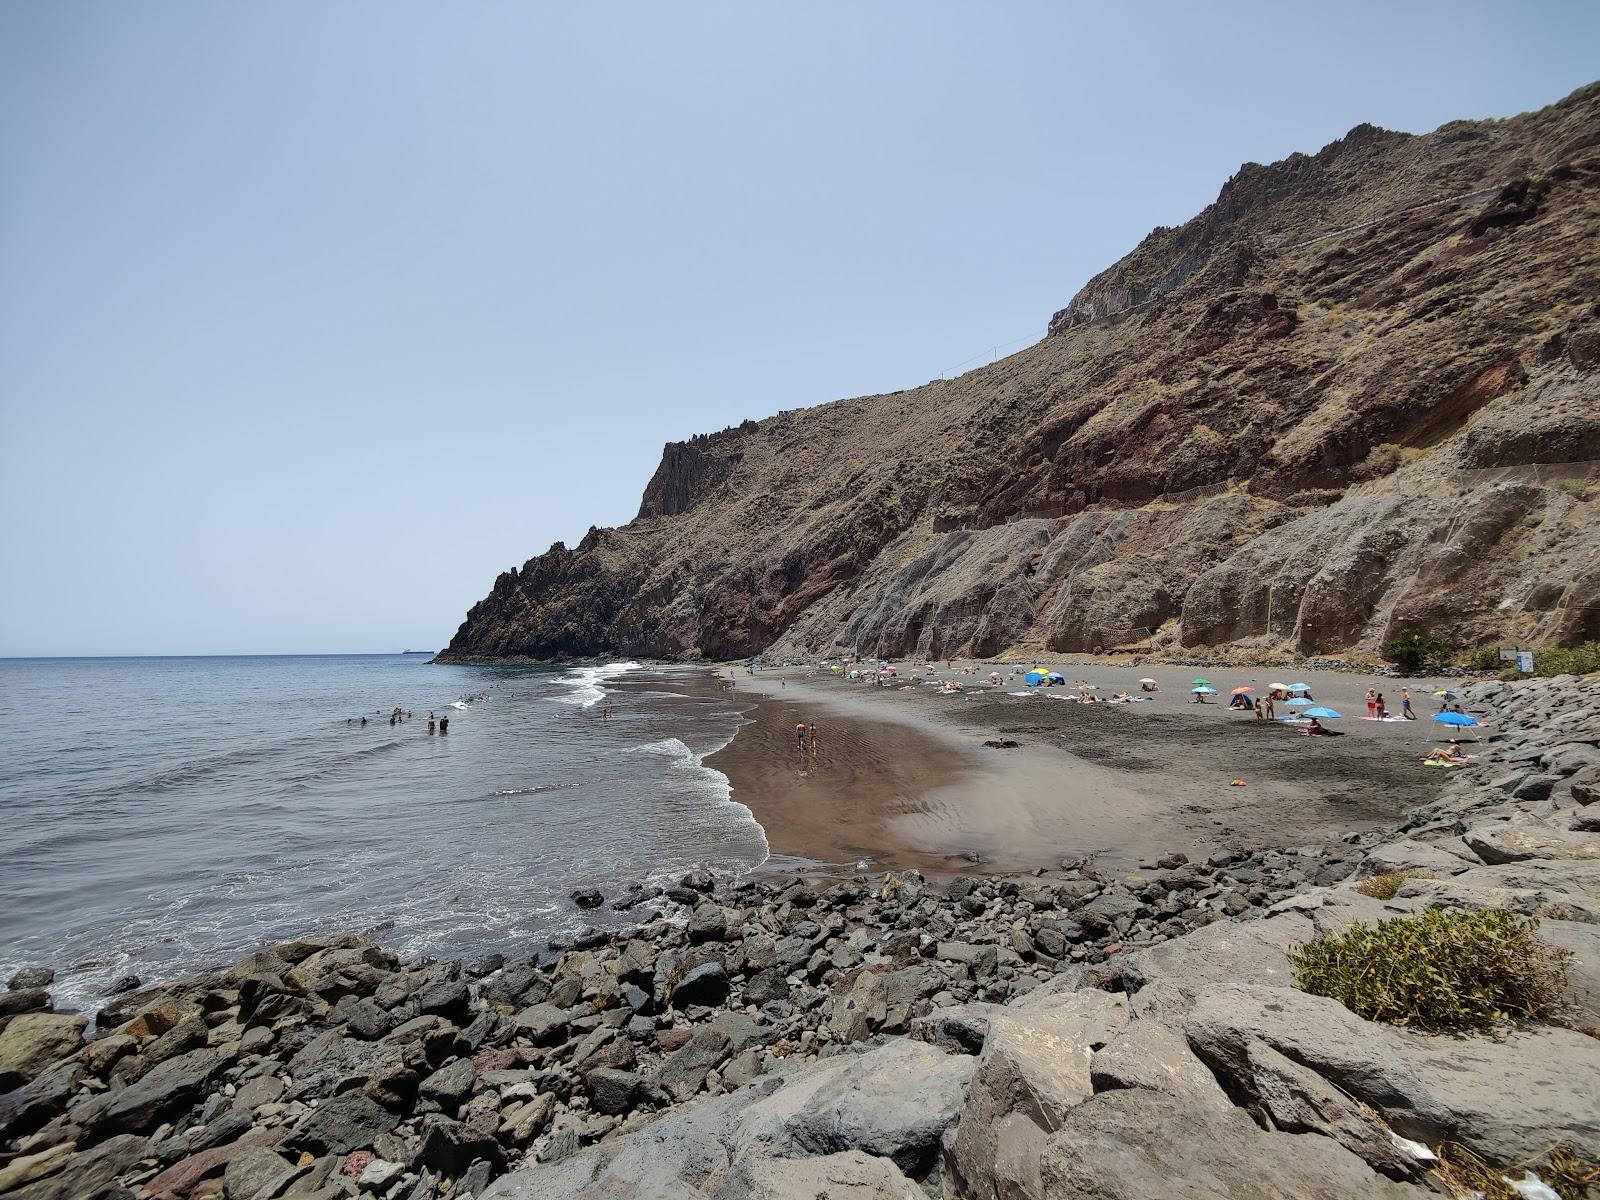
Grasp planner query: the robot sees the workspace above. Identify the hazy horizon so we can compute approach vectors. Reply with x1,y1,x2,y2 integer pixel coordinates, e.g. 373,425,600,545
4,2,1598,656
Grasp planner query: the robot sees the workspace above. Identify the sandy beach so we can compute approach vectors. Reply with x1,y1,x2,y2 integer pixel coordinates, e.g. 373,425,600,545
701,660,1472,875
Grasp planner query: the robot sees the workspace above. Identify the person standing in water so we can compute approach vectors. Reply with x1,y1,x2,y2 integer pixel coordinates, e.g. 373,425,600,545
439,715,449,734
427,712,436,733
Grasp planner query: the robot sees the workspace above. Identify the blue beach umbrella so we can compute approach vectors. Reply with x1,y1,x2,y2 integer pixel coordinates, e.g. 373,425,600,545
1287,682,1311,692
1285,697,1313,707
1302,707,1342,719
1048,672,1066,684
1024,670,1049,686
1433,711,1479,727
1192,685,1217,694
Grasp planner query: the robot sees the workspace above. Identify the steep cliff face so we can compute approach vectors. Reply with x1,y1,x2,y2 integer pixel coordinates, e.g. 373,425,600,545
439,83,1600,664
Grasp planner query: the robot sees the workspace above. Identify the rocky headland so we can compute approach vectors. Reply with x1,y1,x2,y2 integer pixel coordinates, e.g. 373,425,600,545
438,82,1600,668
2,674,1596,1199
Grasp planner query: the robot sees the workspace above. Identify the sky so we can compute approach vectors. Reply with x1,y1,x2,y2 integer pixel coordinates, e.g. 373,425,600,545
2,2,1597,656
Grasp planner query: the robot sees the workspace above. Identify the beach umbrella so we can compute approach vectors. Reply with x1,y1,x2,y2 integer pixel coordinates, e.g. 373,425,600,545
1287,682,1311,692
1192,678,1212,686
1047,672,1066,684
1285,697,1313,707
1024,670,1049,686
1433,689,1458,699
1192,685,1217,694
1139,677,1157,684
1433,711,1479,727
1229,686,1253,696
1303,707,1342,719
1268,682,1288,691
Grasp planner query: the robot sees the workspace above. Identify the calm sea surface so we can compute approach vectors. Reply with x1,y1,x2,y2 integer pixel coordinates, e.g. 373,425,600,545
0,655,766,1012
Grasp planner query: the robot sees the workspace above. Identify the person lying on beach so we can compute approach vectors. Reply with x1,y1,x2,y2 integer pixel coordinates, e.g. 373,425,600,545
1140,682,1159,692
1421,740,1469,764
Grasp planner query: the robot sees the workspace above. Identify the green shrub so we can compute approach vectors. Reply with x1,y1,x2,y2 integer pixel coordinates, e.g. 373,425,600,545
1382,629,1452,674
1532,642,1600,677
1355,870,1432,900
1289,909,1569,1030
1470,644,1502,671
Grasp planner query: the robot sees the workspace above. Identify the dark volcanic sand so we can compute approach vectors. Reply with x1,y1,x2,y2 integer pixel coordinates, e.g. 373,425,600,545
707,667,1453,876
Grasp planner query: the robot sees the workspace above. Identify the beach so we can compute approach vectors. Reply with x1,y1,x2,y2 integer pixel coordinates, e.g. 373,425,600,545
698,660,1469,875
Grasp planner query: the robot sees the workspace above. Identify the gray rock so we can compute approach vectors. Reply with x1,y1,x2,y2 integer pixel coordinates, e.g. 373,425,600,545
586,1067,645,1115
1184,982,1600,1163
411,1113,502,1174
1571,762,1600,806
828,971,887,1043
670,962,730,1009
658,1026,731,1102
1357,838,1471,878
4,1133,149,1200
7,967,54,992
0,1013,85,1089
512,1002,570,1046
1088,1019,1232,1110
221,1145,296,1200
1038,1088,1414,1199
687,903,728,943
949,990,1129,1200
768,1039,974,1177
89,1047,223,1136
290,1091,402,1154
334,995,394,1040
1465,819,1600,864
419,1056,476,1109
723,1150,922,1198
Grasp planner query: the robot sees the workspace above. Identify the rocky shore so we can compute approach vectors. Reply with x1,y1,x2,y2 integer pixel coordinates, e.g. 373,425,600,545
2,676,1597,1200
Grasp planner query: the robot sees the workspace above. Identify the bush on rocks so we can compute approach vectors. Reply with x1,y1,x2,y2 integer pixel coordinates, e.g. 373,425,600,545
1289,909,1571,1031
1354,870,1433,900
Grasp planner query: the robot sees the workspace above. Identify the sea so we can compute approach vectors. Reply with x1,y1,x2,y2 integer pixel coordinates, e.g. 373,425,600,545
0,655,768,1014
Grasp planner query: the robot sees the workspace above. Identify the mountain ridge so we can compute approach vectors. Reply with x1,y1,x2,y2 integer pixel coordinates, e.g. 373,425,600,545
439,82,1600,664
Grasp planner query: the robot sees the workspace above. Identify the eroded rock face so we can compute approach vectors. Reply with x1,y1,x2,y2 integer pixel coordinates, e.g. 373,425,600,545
441,83,1600,665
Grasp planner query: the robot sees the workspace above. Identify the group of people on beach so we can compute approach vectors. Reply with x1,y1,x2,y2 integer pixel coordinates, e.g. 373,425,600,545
794,721,819,756
1364,687,1419,720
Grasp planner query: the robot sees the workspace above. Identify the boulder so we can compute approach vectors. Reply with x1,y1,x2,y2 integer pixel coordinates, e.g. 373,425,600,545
418,1056,476,1109
511,1003,570,1046
7,967,54,991
670,962,730,1009
658,1026,731,1102
948,990,1129,1200
1357,839,1470,878
768,1039,974,1177
1038,1088,1414,1199
89,1047,224,1136
411,1112,503,1174
289,1091,401,1155
1088,1019,1232,1110
1571,763,1600,806
686,903,728,944
724,1150,923,1199
586,1067,645,1115
1465,820,1600,864
2,1133,148,1200
0,1013,85,1088
140,1128,285,1199
828,970,887,1043
223,1146,302,1200
1184,982,1600,1163
1117,911,1315,1018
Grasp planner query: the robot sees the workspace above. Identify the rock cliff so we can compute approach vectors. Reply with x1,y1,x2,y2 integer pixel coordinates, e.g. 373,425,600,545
440,83,1600,664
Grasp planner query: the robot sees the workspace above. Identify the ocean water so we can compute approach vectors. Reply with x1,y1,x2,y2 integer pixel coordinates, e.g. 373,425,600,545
0,655,766,1013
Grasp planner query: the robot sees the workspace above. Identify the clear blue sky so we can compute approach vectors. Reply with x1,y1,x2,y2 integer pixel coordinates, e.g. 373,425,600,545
2,2,1596,656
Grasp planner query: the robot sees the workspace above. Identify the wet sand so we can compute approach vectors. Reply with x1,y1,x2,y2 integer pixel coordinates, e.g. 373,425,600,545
706,662,1463,876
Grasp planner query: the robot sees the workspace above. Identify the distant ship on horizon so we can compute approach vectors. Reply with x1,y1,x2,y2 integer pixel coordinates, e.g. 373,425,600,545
401,649,435,655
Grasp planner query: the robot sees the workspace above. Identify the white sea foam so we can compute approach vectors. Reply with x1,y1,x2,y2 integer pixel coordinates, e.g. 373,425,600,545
555,660,641,707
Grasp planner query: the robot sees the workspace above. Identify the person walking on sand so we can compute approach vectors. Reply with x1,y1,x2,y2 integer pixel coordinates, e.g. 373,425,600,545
1402,688,1416,720
1254,697,1265,721
795,723,807,750
1366,687,1377,719
1264,693,1275,720
808,723,818,753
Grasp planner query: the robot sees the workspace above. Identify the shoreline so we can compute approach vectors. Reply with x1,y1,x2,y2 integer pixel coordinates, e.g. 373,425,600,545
1,674,1592,1200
